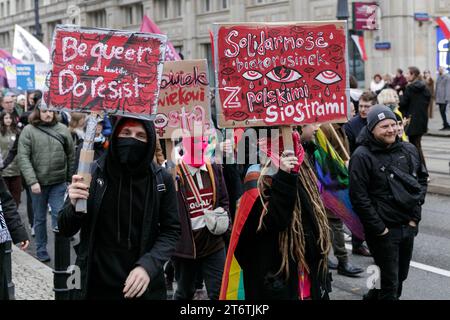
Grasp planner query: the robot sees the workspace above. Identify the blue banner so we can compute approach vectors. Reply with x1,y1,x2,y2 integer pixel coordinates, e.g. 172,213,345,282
16,64,35,90
437,27,449,72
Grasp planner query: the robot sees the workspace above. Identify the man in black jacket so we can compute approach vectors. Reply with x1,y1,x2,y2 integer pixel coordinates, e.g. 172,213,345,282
58,118,181,300
349,105,428,300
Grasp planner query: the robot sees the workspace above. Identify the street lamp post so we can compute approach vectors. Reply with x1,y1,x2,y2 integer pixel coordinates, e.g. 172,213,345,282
34,0,43,41
336,0,349,21
336,0,357,80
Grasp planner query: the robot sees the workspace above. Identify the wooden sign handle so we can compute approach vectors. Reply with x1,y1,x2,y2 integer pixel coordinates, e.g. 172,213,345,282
281,126,293,151
75,113,100,213
327,123,350,161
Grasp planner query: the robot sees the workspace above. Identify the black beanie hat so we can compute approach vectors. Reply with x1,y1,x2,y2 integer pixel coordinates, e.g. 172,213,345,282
367,104,397,132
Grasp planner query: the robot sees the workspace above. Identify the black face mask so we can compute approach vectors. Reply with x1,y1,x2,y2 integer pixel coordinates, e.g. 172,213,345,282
115,137,148,166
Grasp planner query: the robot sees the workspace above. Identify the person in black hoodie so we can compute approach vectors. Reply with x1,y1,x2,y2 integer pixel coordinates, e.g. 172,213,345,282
349,105,428,300
58,117,181,300
399,66,431,168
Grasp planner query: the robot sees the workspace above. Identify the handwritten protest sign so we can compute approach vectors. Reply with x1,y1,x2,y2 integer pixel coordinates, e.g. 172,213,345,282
154,59,211,138
212,21,349,128
45,25,167,120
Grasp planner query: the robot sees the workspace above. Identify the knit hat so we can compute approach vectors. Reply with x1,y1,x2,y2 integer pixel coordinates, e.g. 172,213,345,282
366,104,397,132
17,94,26,103
114,118,144,137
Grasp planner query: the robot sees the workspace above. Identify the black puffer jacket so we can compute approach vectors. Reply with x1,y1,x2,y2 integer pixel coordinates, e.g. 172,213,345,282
349,127,428,236
399,80,431,136
58,118,180,300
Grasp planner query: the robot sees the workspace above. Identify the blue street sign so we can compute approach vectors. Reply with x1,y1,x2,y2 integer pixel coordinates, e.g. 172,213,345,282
374,42,391,50
414,13,430,21
16,64,35,90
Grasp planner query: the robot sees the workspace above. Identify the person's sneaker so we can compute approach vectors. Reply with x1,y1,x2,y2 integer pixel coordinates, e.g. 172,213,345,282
337,261,364,277
344,233,352,242
352,246,372,257
52,226,59,233
36,251,51,262
30,227,35,237
439,126,450,131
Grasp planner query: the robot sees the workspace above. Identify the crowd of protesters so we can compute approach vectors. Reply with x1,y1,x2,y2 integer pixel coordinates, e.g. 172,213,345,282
0,64,438,300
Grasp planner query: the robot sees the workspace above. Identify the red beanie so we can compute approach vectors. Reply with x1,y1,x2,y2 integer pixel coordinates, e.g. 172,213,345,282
115,118,143,137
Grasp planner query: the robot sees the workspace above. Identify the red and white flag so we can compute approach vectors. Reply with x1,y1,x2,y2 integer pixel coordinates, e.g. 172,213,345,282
140,15,181,61
437,17,450,39
351,34,367,61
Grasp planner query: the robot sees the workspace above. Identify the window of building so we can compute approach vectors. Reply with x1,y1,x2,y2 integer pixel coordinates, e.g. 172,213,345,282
47,20,62,43
204,0,210,12
174,0,182,17
0,32,11,48
159,0,168,19
88,10,106,28
124,6,133,25
15,0,25,12
1,3,4,17
203,43,215,87
136,3,143,23
221,0,228,9
6,0,10,15
174,45,183,58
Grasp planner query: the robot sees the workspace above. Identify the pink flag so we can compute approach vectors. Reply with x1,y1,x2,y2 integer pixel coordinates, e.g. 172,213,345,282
0,49,22,88
140,15,181,61
437,17,450,39
351,34,368,61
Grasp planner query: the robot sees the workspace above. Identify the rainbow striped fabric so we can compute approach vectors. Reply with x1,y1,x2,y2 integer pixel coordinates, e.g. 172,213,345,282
314,129,365,240
219,165,262,300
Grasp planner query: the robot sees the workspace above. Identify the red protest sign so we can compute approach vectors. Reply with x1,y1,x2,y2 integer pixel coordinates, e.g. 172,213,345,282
45,25,167,120
212,22,349,128
154,59,211,139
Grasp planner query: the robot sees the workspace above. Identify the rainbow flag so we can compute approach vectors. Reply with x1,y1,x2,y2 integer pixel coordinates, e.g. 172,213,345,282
314,129,365,240
219,165,261,300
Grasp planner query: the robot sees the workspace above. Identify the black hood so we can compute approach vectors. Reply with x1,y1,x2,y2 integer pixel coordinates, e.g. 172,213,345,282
107,117,156,175
408,80,430,95
356,126,401,153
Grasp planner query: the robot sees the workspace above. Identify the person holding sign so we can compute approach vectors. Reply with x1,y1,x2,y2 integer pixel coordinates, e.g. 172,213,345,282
172,134,231,300
58,118,180,299
225,129,331,300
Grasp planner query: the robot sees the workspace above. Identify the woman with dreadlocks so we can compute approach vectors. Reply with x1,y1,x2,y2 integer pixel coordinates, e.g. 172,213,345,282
220,128,331,300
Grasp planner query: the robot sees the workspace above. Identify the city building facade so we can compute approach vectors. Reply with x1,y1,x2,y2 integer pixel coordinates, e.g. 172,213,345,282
0,0,449,87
